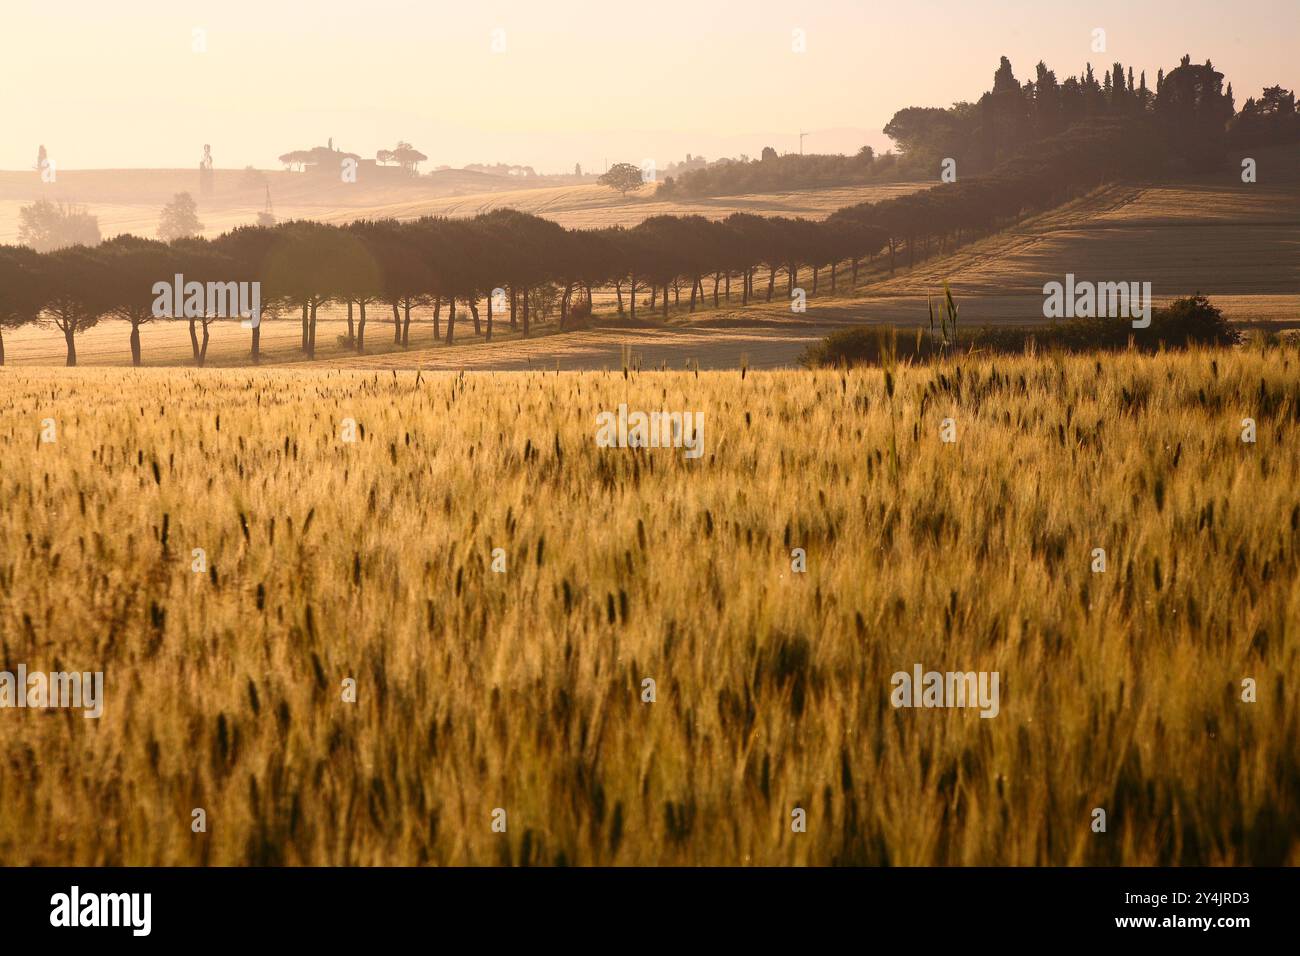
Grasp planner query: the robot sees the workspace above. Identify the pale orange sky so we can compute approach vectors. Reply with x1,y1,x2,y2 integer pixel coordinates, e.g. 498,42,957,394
1,0,1295,173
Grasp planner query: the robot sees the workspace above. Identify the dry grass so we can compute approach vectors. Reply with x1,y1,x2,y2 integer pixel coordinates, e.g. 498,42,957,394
0,312,848,372
1,346,1297,866
871,175,1300,303
336,182,929,230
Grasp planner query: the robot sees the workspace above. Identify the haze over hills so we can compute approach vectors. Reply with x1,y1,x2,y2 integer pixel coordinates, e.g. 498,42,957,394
0,166,564,244
0,167,927,244
4,37,1298,371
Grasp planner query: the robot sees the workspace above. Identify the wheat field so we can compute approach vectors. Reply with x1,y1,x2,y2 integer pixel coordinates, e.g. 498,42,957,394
0,346,1297,865
870,168,1300,304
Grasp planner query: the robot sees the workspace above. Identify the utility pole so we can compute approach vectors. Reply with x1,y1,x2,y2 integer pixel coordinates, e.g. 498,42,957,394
799,131,808,155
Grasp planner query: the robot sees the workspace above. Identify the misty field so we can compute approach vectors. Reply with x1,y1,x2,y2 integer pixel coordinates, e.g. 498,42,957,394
0,347,1297,865
0,168,929,246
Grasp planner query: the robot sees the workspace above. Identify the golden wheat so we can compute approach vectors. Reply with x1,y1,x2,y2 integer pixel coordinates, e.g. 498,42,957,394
0,346,1296,865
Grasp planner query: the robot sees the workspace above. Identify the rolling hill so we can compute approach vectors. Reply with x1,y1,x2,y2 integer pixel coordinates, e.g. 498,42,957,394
2,146,1296,369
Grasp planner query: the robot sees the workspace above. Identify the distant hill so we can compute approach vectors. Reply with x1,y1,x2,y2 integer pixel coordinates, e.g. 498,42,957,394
0,168,924,244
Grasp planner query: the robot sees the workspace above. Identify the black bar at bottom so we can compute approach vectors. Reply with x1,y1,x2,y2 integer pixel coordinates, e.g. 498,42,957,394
0,866,1289,942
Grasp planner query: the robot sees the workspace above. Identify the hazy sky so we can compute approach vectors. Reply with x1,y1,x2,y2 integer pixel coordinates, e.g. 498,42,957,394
2,0,1296,172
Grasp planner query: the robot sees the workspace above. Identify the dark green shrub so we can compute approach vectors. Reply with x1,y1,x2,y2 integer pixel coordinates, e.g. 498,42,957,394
799,296,1240,367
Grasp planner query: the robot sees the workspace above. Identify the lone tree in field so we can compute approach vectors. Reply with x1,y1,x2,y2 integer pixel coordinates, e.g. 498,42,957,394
599,163,644,197
17,199,101,252
158,192,204,242
278,150,312,171
376,142,428,175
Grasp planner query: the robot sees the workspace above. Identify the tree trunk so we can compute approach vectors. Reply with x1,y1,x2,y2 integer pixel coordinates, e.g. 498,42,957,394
199,322,210,366
714,272,721,307
522,288,530,337
690,275,699,312
741,269,748,305
486,293,493,341
433,296,441,341
560,283,572,330
308,302,318,358
129,324,142,366
662,283,669,318
766,267,776,302
189,318,200,363
64,327,77,367
469,298,481,336
392,302,401,343
301,302,309,351
1,327,6,366
402,302,411,346
347,301,355,343
358,301,367,353
509,287,518,330
629,276,636,320
447,297,456,345
251,323,260,364
615,281,624,315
